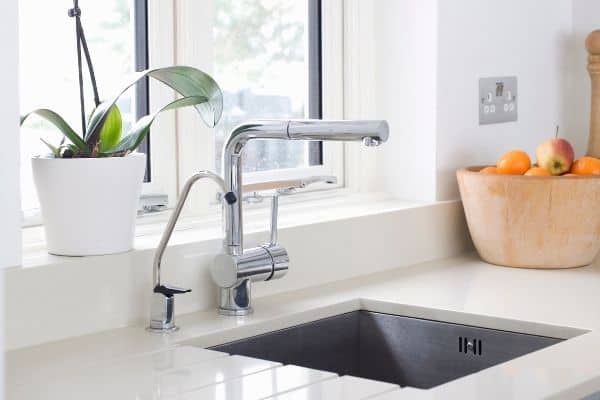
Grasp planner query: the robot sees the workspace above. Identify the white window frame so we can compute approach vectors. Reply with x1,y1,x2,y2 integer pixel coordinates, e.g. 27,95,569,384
142,0,179,207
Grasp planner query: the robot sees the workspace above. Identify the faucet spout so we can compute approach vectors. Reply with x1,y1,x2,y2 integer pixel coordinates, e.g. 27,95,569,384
286,120,389,143
153,171,233,288
222,119,389,253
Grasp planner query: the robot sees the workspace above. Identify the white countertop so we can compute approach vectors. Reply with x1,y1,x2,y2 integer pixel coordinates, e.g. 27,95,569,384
7,253,600,399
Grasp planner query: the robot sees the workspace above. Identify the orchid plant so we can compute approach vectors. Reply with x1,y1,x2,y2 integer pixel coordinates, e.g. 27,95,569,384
20,67,223,158
20,2,222,158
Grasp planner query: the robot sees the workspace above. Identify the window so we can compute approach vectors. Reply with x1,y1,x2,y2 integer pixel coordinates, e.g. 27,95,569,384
212,0,323,174
18,0,147,214
19,0,343,222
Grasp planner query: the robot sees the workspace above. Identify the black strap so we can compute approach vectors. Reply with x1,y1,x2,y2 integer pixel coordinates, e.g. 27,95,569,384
68,0,100,138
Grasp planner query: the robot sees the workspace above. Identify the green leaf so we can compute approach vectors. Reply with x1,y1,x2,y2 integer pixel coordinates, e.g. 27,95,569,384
85,66,222,149
148,66,223,126
20,109,87,151
101,95,209,156
97,105,122,152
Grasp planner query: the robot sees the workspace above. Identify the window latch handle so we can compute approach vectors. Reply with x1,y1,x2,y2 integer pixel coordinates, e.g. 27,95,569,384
268,195,279,246
265,175,337,246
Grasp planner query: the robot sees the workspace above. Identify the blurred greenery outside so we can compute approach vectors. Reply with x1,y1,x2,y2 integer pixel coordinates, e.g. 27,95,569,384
213,0,312,173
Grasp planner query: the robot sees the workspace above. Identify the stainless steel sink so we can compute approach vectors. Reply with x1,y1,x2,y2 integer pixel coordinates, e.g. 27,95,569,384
210,311,563,389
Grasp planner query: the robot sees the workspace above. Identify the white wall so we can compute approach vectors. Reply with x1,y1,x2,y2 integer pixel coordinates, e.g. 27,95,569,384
372,0,438,202
435,0,573,200
0,1,19,397
370,0,587,201
0,0,21,269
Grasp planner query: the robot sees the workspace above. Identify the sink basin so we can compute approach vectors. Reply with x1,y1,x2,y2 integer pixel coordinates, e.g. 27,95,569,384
210,311,563,389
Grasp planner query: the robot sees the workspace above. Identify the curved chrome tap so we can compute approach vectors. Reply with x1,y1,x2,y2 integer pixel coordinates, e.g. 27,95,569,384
222,119,388,253
148,171,236,332
212,119,389,316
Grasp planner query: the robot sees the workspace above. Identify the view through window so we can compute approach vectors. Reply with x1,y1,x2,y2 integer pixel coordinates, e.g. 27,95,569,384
213,0,322,174
19,0,322,215
19,0,138,212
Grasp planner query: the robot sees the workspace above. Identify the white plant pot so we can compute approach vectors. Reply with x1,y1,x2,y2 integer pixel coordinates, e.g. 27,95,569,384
32,153,146,256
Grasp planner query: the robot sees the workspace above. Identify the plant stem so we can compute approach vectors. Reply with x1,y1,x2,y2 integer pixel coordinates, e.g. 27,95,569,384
69,0,101,142
72,0,86,136
78,16,100,107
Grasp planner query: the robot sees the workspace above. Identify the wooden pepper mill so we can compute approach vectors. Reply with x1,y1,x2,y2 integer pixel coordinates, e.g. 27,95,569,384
586,30,600,156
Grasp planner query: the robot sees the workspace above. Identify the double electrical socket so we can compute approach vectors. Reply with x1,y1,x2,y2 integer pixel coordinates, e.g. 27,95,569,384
479,76,518,125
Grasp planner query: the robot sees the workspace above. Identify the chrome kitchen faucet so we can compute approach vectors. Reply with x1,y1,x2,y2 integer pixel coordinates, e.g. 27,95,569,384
148,171,236,332
210,119,389,316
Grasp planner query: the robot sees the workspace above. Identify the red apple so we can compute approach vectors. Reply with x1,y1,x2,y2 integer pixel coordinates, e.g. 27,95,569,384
536,138,574,175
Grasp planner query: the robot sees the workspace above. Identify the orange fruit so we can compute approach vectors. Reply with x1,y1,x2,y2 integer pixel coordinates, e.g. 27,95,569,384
524,167,551,176
563,173,578,177
497,150,531,175
570,157,600,175
479,166,498,174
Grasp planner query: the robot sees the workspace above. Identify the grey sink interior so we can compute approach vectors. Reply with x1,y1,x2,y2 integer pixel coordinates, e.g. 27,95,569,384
210,311,563,389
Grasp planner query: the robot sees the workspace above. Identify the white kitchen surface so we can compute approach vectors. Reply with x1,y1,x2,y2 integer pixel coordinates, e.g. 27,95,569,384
7,253,600,399
110,345,227,371
176,365,337,400
266,375,398,400
152,355,281,396
369,388,424,399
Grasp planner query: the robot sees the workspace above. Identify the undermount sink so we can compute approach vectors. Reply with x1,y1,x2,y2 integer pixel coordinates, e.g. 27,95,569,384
210,311,563,389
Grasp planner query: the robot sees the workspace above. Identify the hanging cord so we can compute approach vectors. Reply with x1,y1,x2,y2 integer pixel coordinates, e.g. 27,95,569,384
68,0,100,138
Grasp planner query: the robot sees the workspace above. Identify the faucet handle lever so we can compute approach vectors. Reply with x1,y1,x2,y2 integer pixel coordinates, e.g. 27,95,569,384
154,284,191,298
263,175,336,246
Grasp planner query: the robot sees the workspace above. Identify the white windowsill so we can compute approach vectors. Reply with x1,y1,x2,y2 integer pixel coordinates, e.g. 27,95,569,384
21,192,431,270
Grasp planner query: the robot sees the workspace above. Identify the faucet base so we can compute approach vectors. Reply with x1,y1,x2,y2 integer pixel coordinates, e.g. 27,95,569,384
147,292,181,333
218,279,252,316
217,307,253,316
146,325,180,334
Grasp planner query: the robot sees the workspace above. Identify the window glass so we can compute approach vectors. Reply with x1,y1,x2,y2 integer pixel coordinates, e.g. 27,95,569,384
19,0,137,212
213,0,321,173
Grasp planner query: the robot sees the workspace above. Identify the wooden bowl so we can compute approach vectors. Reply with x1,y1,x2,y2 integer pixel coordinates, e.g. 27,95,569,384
457,166,600,268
